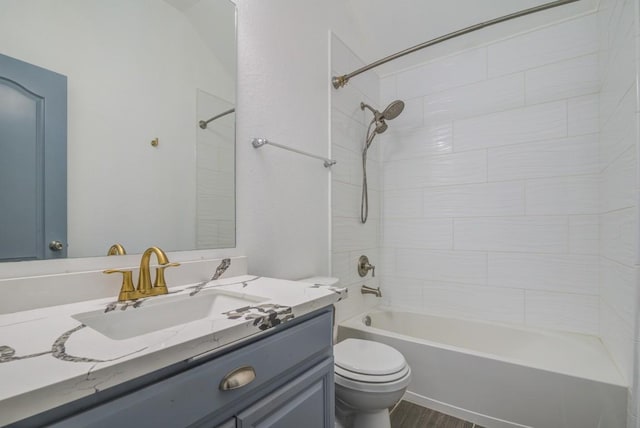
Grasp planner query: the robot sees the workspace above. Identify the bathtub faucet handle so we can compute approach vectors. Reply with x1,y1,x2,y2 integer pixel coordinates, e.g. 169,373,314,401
358,255,376,278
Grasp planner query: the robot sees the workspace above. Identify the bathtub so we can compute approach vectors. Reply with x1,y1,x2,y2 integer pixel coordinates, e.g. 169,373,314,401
338,309,627,428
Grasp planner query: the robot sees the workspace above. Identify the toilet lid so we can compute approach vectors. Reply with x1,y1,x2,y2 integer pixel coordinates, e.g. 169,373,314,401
335,363,411,384
334,338,407,376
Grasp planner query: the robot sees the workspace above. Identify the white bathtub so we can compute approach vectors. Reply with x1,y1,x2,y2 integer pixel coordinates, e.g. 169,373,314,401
338,309,627,428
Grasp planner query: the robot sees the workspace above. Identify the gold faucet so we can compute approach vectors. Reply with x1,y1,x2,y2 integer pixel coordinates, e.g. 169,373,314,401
137,246,180,296
107,243,127,255
104,246,180,301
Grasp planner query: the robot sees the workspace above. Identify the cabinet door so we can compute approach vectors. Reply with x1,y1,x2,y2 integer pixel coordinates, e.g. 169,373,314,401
237,358,334,428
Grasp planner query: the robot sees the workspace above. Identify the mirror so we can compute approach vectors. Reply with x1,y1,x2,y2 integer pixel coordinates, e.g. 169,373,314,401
0,0,236,260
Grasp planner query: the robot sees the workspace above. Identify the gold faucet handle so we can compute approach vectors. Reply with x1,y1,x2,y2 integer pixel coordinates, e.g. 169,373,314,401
104,269,136,301
152,262,181,294
107,243,127,256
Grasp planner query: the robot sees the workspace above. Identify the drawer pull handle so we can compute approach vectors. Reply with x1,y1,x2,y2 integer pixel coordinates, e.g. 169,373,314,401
219,366,256,391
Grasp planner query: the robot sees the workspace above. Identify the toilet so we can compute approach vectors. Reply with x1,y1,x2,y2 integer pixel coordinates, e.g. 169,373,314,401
334,338,411,428
299,277,412,428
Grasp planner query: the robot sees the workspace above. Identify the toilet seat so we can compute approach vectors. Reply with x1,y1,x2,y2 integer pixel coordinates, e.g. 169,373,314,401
335,367,411,394
334,339,409,384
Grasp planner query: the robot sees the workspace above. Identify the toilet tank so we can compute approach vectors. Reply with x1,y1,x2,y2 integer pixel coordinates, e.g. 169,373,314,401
298,277,340,287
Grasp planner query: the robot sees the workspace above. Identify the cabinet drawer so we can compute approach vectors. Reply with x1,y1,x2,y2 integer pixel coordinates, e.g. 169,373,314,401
51,310,332,428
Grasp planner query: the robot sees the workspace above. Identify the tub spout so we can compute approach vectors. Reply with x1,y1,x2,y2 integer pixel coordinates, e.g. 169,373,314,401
361,285,382,297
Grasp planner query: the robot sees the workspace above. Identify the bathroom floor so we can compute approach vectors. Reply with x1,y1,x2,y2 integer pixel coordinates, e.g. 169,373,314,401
390,401,486,428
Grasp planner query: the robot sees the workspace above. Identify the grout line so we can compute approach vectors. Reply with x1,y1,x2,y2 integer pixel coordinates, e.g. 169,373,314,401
485,148,489,183
485,46,489,80
523,65,528,106
566,99,569,137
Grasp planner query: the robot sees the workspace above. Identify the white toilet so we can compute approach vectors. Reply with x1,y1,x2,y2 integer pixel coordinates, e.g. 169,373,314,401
334,338,411,428
298,277,412,428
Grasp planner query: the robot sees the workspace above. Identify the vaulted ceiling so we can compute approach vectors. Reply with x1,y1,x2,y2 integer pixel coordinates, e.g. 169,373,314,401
163,0,236,76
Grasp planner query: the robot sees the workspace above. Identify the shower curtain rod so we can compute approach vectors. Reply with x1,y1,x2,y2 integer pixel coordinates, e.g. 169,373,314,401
199,108,235,129
332,0,581,89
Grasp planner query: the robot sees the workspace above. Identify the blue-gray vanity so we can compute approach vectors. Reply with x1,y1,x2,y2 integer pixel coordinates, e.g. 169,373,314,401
15,308,334,428
0,266,345,428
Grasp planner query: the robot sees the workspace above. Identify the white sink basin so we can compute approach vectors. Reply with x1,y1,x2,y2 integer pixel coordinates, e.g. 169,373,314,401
72,290,267,340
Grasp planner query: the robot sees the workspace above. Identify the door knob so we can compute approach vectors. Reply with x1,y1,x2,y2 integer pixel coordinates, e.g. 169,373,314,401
49,241,64,251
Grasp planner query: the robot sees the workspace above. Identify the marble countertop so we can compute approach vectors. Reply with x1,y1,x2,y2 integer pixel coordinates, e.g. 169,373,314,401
0,275,346,425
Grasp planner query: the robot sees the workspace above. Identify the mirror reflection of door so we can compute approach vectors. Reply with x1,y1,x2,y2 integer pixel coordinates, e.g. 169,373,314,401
0,53,67,261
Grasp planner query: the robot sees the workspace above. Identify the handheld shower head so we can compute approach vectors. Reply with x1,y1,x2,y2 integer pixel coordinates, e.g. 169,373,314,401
375,119,388,134
359,99,404,225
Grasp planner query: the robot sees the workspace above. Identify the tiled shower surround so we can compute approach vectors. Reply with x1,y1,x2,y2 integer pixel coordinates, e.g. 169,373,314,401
332,2,640,426
379,12,600,334
331,34,382,324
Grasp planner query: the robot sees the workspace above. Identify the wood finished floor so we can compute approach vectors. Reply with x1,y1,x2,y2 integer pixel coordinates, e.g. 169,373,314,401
390,401,486,428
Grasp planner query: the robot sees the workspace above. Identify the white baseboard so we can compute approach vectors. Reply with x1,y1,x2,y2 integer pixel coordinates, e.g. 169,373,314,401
402,391,532,428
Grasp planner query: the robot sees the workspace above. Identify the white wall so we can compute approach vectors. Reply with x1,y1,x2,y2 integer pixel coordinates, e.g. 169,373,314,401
0,0,234,257
598,0,640,425
234,0,332,279
378,14,601,334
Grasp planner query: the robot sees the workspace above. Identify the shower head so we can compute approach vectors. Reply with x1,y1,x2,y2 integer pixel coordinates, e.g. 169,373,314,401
362,99,404,153
382,100,404,120
360,100,405,123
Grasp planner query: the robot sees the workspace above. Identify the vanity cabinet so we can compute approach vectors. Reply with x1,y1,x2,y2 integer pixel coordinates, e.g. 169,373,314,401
17,308,334,428
235,358,333,427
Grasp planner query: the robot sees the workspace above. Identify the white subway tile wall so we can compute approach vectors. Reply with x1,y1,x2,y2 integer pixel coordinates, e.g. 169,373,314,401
420,281,525,324
395,249,488,285
524,54,599,104
525,175,600,215
601,0,638,410
488,253,599,294
454,101,568,152
454,216,570,253
568,94,599,136
524,290,599,334
330,34,383,323
423,73,525,124
568,215,599,255
422,182,525,218
380,14,603,336
487,14,597,77
384,150,487,190
396,48,487,99
487,135,599,182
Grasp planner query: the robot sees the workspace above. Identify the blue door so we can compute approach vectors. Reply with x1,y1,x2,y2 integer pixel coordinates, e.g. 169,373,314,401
0,53,67,261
